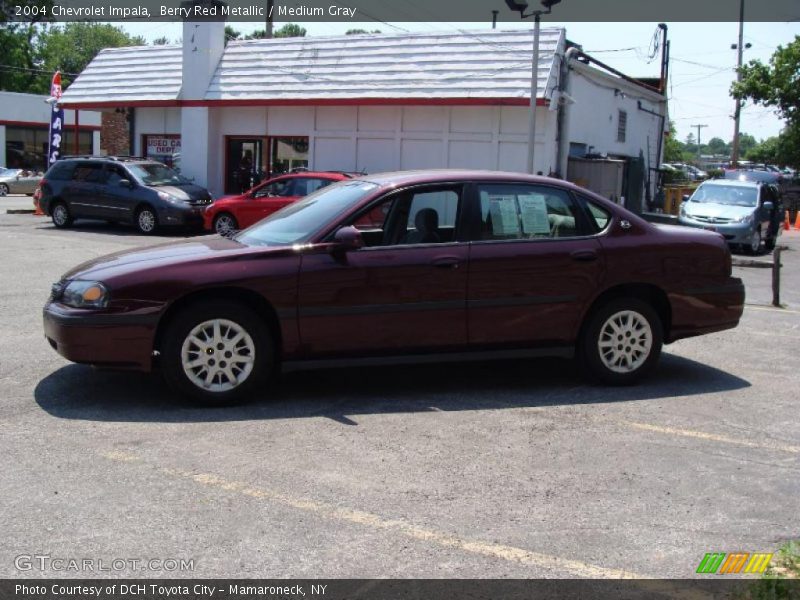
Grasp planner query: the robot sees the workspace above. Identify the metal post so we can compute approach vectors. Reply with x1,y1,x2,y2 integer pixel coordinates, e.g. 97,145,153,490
527,14,540,175
772,246,782,307
74,109,80,154
266,0,274,38
731,0,745,166
492,10,499,28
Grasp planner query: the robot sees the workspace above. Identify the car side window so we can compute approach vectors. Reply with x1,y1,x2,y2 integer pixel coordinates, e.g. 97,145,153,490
253,179,291,198
105,166,127,186
72,163,106,183
584,199,612,232
475,183,582,240
349,185,462,247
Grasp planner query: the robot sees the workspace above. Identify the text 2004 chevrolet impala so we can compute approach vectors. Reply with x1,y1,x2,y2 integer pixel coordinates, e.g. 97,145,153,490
43,171,744,404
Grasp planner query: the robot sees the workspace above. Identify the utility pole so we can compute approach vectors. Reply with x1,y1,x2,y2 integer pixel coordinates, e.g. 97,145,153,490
730,0,750,167
266,0,274,38
691,124,708,161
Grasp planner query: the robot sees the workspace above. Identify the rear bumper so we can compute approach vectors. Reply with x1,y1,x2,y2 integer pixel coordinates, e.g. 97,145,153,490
667,278,745,343
43,302,158,371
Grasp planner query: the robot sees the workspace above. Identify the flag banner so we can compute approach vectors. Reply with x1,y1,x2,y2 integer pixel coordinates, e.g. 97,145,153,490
48,72,64,167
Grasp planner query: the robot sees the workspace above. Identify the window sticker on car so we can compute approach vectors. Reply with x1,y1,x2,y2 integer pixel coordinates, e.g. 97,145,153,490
487,195,521,236
518,194,551,235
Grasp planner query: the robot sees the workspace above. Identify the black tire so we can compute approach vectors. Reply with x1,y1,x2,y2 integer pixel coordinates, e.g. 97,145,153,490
160,301,274,406
0,183,8,196
580,298,663,386
51,202,73,228
745,227,761,255
135,205,158,235
213,212,239,235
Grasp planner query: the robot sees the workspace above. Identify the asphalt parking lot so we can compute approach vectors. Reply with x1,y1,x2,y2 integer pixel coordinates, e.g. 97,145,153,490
1,198,798,579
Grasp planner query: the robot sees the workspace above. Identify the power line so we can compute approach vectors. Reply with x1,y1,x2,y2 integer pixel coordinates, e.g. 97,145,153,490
0,64,79,76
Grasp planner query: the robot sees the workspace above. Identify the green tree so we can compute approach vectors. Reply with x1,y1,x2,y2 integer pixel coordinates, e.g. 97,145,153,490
737,133,757,157
746,137,780,165
706,137,728,155
152,36,170,45
732,36,800,167
0,23,44,93
37,23,145,89
224,25,240,45
246,23,306,40
346,28,381,35
663,121,685,163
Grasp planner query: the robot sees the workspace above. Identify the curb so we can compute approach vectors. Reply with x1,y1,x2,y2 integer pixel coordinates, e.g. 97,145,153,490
6,209,36,214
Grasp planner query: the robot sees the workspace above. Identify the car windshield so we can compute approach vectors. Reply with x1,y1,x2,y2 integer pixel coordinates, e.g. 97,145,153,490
235,181,379,247
689,184,757,207
126,163,187,186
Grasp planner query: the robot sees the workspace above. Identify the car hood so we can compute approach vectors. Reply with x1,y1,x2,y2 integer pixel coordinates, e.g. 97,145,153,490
683,202,755,219
154,184,212,202
211,193,248,205
61,236,290,281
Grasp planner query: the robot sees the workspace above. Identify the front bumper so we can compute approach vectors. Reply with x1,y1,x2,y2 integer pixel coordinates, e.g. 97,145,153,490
678,216,755,245
43,302,159,371
158,204,208,227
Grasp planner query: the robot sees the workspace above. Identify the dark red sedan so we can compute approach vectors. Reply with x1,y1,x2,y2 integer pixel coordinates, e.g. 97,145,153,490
203,171,352,234
44,170,744,405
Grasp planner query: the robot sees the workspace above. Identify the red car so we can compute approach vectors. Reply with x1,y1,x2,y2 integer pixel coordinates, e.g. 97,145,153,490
43,170,744,405
203,171,353,234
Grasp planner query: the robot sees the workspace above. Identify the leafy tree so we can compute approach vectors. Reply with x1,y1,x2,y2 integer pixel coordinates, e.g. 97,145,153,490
706,137,728,155
746,137,780,165
663,121,684,163
732,36,800,167
152,36,170,45
224,25,240,45
0,23,44,93
737,133,757,157
246,23,306,40
346,29,381,35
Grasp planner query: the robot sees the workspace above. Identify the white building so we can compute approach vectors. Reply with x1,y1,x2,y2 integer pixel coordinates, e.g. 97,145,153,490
0,91,100,171
60,16,667,212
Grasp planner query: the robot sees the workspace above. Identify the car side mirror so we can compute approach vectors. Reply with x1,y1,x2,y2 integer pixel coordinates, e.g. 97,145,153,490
763,201,774,212
119,179,133,188
681,194,690,202
332,226,364,251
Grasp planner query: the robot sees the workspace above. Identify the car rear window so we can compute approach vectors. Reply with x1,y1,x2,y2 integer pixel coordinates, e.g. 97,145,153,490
46,161,76,181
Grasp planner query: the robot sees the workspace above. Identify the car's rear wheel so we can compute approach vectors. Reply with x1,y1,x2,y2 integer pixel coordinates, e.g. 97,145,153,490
213,212,238,235
580,298,663,385
746,227,761,255
51,202,73,228
0,183,8,196
135,205,158,235
161,301,274,405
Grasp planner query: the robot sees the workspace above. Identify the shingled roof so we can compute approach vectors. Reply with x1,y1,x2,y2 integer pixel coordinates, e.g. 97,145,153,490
62,28,565,107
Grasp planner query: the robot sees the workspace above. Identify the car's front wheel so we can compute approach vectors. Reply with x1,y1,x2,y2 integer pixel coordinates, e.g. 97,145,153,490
135,206,158,235
51,202,73,228
746,227,761,255
161,301,274,405
213,212,238,235
580,298,663,385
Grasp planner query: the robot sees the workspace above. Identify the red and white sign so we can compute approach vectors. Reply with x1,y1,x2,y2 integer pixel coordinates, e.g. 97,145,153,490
145,135,181,157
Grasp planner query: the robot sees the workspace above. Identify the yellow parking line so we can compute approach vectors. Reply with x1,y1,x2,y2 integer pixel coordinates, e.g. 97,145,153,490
617,421,800,455
744,304,800,315
102,452,647,579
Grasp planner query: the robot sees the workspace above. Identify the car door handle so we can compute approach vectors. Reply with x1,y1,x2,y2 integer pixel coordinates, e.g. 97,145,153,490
570,250,598,262
432,256,461,269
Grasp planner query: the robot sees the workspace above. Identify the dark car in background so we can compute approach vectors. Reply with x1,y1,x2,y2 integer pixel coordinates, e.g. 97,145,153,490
43,170,744,405
203,171,355,234
35,157,213,234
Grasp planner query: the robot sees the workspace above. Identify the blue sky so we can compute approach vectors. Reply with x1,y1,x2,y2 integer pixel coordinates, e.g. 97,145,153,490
123,20,800,145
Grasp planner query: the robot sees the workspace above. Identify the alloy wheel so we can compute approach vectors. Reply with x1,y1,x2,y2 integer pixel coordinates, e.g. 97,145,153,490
597,310,653,374
53,205,68,226
180,318,256,393
138,209,156,233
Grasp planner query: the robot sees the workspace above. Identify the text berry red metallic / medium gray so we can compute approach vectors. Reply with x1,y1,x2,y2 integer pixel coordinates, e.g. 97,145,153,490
43,170,744,405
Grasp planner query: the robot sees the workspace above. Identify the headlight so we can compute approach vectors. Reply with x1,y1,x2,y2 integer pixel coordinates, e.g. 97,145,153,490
679,204,687,216
733,213,754,224
158,191,186,204
61,280,109,308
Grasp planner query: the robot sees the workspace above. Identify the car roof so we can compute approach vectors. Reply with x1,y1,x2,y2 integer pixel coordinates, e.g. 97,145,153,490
274,171,350,179
356,169,574,188
700,178,760,188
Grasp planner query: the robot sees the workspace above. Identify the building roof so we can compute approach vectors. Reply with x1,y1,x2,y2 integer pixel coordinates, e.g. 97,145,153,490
61,28,564,107
61,44,183,106
207,28,564,103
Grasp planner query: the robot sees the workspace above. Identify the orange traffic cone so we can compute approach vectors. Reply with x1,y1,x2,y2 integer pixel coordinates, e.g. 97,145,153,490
785,210,791,231
795,211,800,230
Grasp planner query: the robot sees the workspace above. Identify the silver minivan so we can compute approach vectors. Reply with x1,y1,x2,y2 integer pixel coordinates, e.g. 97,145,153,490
678,179,782,254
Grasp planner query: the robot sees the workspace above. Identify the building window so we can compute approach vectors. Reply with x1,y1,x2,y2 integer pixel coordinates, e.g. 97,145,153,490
143,134,181,170
5,126,91,171
270,137,309,174
617,110,627,143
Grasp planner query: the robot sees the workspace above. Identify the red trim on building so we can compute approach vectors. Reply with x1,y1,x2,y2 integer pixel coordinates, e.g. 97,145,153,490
0,119,101,131
60,97,545,110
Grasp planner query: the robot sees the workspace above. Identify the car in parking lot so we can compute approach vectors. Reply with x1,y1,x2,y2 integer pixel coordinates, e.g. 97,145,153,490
43,170,744,405
203,171,354,234
0,168,41,195
679,177,782,254
35,156,213,234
